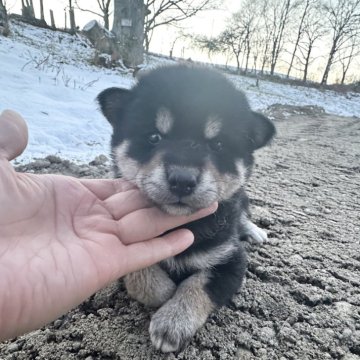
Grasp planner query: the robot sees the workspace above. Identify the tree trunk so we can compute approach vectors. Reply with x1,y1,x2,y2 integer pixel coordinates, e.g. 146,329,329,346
144,33,150,53
40,0,44,20
104,13,109,30
112,0,145,67
245,38,250,73
69,6,76,33
269,0,292,76
303,43,313,82
0,0,10,36
321,43,336,85
340,57,352,85
287,0,310,78
260,41,269,75
260,55,266,75
235,52,240,72
22,0,35,18
253,54,258,73
50,9,55,28
0,0,6,20
340,71,346,85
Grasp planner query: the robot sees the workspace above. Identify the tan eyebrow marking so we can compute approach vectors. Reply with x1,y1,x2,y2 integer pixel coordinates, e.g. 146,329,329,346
205,115,222,139
155,107,174,134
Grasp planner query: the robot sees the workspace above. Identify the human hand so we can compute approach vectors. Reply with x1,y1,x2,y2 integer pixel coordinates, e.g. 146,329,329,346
0,110,217,341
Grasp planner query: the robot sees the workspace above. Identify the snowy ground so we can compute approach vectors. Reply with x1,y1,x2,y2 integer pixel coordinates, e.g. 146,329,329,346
1,20,360,164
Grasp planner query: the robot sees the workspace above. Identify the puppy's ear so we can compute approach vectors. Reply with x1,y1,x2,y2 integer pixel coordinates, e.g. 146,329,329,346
97,87,132,127
249,112,276,150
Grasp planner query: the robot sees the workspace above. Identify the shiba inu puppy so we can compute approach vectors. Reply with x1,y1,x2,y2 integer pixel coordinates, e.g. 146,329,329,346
98,65,275,352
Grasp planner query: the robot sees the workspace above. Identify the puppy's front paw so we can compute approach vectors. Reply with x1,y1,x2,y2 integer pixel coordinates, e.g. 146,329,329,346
149,306,196,352
247,222,268,244
242,219,268,245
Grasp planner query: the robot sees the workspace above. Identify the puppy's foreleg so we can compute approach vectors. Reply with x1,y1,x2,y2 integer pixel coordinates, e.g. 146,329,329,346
124,265,176,308
149,272,213,353
149,248,246,352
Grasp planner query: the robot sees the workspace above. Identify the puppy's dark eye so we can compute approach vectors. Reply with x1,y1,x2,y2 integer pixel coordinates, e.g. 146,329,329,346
148,133,162,145
209,140,223,152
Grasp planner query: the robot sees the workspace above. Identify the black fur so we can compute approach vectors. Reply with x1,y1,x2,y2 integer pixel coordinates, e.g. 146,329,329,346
97,65,275,351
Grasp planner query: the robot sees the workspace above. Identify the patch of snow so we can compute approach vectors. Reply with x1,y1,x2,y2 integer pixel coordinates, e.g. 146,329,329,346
228,74,360,118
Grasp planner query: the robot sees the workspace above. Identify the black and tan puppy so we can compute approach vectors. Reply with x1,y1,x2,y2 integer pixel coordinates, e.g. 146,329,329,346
97,65,275,352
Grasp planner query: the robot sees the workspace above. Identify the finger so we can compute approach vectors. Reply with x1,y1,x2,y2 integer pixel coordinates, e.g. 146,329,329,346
117,202,218,244
80,178,137,201
103,189,152,219
120,229,194,275
0,110,28,161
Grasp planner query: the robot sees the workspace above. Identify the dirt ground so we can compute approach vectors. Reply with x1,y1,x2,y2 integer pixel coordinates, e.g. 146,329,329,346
1,104,359,360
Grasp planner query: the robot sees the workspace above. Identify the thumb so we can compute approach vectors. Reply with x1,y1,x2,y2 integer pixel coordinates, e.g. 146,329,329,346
0,110,28,161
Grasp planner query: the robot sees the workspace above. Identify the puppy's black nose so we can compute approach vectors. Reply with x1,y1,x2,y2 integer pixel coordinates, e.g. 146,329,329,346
167,167,198,197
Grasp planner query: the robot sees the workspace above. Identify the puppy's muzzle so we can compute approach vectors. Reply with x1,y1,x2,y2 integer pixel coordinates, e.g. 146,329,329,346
166,166,200,198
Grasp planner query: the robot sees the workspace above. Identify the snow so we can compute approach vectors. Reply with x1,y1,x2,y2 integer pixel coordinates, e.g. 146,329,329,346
1,20,359,164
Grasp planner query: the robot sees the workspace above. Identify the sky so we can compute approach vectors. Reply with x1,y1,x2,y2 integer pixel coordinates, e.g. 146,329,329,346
1,20,359,164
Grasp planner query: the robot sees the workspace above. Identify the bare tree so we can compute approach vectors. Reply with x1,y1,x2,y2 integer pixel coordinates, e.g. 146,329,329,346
321,0,360,84
221,27,246,71
192,34,224,62
144,0,220,52
296,11,326,82
336,32,360,84
252,0,296,75
112,0,145,66
251,27,265,73
75,0,112,30
258,2,273,74
232,0,261,73
286,0,316,78
266,0,297,75
193,0,261,73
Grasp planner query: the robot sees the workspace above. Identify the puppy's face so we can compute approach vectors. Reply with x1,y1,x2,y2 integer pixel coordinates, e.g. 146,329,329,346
98,66,275,215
